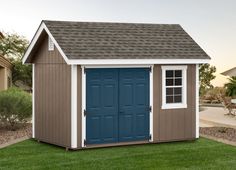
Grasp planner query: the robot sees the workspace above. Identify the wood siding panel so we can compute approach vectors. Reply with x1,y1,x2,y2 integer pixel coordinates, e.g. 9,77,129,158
153,64,196,142
34,34,71,148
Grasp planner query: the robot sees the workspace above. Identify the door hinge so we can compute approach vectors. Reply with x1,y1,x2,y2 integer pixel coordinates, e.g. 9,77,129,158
84,139,87,146
84,109,87,116
84,68,87,74
149,106,152,112
149,134,152,140
149,67,152,72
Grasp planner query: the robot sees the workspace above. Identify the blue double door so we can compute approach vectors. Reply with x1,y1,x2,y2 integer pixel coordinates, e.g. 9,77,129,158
86,68,150,145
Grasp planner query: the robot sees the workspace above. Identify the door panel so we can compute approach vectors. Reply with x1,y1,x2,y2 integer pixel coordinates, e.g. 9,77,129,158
119,68,150,142
86,68,150,145
86,69,118,144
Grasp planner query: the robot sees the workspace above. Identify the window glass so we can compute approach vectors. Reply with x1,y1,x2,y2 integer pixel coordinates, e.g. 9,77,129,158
165,70,183,104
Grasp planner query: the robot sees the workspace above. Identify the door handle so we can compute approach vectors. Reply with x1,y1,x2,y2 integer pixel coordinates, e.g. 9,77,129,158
119,111,124,113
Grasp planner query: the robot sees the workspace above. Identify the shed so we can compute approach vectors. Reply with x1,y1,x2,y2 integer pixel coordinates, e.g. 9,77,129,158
23,20,210,149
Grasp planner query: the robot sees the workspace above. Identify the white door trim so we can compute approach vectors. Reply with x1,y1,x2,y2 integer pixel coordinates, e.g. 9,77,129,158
81,65,154,146
149,65,154,142
81,66,86,147
71,65,78,148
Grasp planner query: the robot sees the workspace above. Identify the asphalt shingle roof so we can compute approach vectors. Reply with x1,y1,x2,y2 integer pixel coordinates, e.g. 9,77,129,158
43,20,210,60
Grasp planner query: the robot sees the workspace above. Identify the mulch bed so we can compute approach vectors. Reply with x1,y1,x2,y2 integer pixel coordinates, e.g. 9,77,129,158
200,127,236,142
0,123,32,145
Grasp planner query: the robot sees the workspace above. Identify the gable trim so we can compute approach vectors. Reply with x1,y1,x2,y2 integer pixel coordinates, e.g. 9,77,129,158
22,22,69,64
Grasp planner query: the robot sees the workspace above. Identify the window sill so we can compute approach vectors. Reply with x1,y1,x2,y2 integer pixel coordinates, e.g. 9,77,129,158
161,104,187,110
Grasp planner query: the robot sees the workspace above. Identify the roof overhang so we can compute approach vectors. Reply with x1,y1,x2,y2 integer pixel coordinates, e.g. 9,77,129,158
68,59,210,65
22,21,210,65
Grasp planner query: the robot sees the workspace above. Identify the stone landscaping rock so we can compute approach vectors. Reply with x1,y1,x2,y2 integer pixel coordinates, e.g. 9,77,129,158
0,123,32,145
200,127,236,142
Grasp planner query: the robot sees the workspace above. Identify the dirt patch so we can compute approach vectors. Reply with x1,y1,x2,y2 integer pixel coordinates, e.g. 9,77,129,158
200,127,236,142
0,123,32,145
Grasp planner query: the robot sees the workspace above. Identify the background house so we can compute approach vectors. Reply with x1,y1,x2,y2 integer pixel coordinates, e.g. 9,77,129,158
0,32,12,91
0,55,12,91
221,67,236,77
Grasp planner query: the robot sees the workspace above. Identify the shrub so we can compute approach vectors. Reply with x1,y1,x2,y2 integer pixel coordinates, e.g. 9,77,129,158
0,87,32,130
201,87,226,103
225,76,236,98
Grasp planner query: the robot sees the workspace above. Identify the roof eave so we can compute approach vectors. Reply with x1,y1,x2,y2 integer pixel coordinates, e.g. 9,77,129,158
66,58,210,65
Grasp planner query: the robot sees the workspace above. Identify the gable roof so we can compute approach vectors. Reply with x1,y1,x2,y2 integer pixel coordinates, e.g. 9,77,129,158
221,67,236,77
23,20,210,64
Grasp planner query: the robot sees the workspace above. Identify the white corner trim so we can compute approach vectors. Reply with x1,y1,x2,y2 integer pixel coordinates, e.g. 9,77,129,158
149,65,154,142
22,22,69,64
68,59,210,65
71,65,77,148
32,64,35,138
81,66,86,148
161,65,187,110
196,64,199,138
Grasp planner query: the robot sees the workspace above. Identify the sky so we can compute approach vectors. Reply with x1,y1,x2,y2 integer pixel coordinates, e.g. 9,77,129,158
1,0,236,87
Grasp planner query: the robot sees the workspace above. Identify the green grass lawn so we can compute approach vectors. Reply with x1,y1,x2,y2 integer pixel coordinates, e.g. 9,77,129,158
1,138,236,170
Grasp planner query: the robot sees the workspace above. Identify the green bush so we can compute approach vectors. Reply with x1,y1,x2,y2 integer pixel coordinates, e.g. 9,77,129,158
0,87,32,130
225,76,236,98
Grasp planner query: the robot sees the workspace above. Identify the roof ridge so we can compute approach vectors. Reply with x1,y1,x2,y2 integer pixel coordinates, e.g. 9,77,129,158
42,20,181,26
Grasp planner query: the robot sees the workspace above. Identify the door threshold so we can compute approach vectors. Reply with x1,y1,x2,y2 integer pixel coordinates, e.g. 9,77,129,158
84,140,150,149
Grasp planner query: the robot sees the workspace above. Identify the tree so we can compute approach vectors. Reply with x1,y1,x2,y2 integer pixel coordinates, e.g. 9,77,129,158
11,58,32,88
224,76,236,98
199,64,216,96
0,32,31,88
0,32,28,58
0,88,32,130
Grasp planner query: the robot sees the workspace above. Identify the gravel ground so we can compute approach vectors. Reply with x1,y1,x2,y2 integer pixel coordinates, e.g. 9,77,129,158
0,124,32,145
200,127,236,142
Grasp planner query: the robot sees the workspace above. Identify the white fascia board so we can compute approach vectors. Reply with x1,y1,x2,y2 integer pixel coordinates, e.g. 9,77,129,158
68,59,210,65
22,22,69,64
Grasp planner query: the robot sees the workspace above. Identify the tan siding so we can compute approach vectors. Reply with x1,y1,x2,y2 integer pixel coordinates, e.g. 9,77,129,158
77,66,82,148
34,35,71,148
153,64,196,142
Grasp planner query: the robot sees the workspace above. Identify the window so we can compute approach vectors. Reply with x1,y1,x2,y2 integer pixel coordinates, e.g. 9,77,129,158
161,66,187,109
48,37,54,51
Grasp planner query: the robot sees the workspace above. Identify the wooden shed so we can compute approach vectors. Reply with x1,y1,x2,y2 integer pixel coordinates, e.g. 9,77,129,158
23,20,210,149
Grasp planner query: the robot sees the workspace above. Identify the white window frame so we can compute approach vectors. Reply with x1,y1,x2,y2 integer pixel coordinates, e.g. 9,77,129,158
161,65,187,109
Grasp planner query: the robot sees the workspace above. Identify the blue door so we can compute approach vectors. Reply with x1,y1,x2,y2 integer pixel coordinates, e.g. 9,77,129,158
119,68,150,142
86,68,149,145
86,69,118,144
